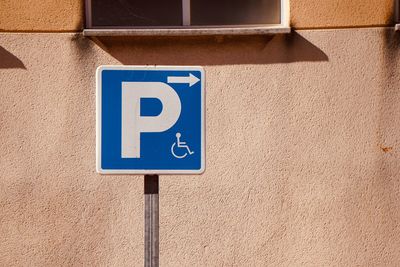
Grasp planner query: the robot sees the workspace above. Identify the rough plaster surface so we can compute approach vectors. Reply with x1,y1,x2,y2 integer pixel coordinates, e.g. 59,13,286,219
0,28,400,266
0,0,395,31
0,0,82,31
291,0,395,28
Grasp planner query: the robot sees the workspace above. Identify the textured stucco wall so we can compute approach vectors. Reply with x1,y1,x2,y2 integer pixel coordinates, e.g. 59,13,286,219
291,0,395,28
0,0,83,31
0,28,399,266
0,0,395,31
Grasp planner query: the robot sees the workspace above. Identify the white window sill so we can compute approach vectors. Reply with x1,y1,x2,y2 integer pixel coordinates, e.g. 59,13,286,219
396,24,400,31
83,26,291,37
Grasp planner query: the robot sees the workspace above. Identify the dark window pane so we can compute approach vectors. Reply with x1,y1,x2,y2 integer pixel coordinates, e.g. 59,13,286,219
191,0,281,26
91,0,182,27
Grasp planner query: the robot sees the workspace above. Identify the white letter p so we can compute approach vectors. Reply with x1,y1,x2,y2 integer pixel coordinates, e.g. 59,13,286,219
121,82,181,158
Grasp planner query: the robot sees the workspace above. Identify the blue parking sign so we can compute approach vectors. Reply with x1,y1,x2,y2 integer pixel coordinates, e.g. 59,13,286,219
96,66,205,174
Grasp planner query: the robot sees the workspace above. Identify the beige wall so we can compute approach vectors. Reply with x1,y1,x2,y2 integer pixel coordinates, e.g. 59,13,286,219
1,28,400,266
0,0,396,31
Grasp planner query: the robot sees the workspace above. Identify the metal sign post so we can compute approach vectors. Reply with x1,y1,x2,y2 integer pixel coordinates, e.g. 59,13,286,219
144,175,159,267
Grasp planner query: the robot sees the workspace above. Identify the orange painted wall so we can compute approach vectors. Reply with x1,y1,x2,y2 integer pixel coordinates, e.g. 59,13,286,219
0,0,83,31
291,0,395,28
0,0,395,31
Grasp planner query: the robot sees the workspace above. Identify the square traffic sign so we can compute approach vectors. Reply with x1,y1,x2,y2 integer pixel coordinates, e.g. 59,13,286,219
96,66,205,174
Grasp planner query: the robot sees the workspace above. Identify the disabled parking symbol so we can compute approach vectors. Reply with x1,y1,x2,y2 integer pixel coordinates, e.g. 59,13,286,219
171,132,194,159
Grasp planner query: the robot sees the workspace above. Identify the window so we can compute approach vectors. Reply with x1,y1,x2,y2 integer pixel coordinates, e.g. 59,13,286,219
84,0,290,35
90,0,183,27
191,0,281,26
396,0,400,31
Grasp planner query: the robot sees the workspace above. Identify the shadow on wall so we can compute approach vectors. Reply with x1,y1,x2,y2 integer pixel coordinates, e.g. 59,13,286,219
89,32,328,65
0,46,25,69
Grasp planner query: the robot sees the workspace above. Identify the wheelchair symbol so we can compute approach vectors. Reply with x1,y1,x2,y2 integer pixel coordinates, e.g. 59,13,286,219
171,132,194,159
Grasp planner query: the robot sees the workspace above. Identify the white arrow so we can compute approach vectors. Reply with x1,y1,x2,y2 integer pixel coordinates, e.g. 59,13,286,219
167,73,200,87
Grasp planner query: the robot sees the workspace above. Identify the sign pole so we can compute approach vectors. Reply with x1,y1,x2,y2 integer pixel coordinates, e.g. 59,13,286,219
144,175,159,267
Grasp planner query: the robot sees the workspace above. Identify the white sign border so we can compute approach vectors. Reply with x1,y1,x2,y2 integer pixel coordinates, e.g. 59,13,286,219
96,65,205,175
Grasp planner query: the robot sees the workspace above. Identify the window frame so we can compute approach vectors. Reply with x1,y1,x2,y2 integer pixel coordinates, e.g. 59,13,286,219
83,0,290,36
396,0,400,31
